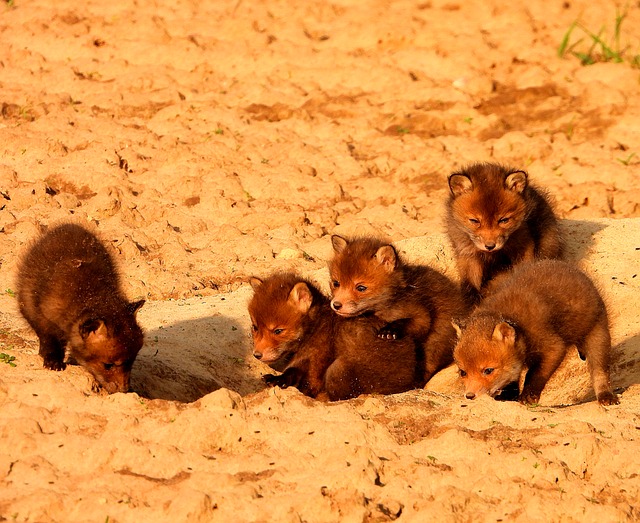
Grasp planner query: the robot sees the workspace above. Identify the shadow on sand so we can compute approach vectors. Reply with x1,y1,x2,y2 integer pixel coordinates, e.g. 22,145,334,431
610,333,640,395
548,333,640,407
131,314,266,403
561,219,608,262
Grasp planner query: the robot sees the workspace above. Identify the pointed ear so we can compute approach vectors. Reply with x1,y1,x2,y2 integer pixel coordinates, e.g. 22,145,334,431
452,321,463,339
249,277,264,291
288,282,313,313
448,174,473,197
80,319,107,340
331,235,348,254
492,322,516,344
128,300,145,316
374,245,397,273
505,171,527,193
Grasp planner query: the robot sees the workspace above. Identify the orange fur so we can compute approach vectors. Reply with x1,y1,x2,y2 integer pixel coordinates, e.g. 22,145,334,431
446,162,563,304
248,274,314,365
17,223,145,394
453,260,619,406
248,272,419,400
328,235,468,385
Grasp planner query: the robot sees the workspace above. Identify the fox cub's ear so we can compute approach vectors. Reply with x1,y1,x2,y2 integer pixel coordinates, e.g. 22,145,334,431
288,282,313,314
451,321,463,339
128,300,145,316
492,322,516,344
80,319,107,340
448,174,473,196
249,277,264,291
504,171,528,193
374,245,397,273
331,235,348,254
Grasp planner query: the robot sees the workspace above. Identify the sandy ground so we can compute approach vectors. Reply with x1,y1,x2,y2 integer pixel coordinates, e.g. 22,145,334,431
1,0,640,521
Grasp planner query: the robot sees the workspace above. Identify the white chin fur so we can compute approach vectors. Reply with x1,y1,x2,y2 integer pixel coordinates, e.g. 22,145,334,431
474,242,504,252
260,349,287,364
333,309,359,317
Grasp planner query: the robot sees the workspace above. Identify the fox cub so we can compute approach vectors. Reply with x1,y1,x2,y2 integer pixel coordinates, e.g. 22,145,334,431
248,273,419,401
452,260,619,406
328,235,467,385
17,223,145,394
446,162,563,303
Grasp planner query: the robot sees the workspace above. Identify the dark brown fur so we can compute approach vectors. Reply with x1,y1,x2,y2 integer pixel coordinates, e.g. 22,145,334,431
248,273,419,401
328,235,468,385
446,162,563,304
17,223,145,393
453,260,618,406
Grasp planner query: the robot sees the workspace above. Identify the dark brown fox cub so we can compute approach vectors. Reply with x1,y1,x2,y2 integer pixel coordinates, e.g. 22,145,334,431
248,273,419,401
453,260,618,406
17,223,145,394
446,162,563,303
328,235,467,386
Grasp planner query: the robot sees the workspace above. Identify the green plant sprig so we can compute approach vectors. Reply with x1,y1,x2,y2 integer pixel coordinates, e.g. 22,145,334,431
558,8,639,68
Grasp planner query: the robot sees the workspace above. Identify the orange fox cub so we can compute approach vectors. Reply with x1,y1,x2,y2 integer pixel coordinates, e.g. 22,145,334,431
248,273,418,400
446,162,563,303
248,272,334,398
453,260,619,406
328,235,467,385
17,223,145,394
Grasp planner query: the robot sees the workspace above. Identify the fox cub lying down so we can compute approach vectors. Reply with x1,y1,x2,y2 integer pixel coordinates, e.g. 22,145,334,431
248,272,421,401
328,235,467,386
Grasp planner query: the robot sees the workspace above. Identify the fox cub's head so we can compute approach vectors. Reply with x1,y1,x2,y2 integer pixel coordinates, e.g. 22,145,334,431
76,300,145,394
448,163,529,253
248,274,313,364
453,315,524,400
328,235,397,317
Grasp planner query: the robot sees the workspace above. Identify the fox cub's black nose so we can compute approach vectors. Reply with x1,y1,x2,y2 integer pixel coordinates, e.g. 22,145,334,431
332,301,342,311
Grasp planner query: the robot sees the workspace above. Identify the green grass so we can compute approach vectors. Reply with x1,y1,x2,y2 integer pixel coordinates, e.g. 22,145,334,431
563,116,576,140
617,152,637,166
559,8,640,67
0,353,16,367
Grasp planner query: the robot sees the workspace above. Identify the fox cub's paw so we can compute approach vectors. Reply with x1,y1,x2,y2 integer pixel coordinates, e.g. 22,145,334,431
263,373,288,388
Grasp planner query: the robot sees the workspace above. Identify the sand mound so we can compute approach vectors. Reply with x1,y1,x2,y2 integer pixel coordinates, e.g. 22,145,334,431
1,219,639,521
2,0,640,520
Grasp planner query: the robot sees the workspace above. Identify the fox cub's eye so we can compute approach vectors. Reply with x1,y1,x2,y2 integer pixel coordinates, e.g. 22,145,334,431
332,280,340,288
273,328,284,335
459,369,467,377
355,284,367,292
103,363,114,370
498,217,510,224
482,368,494,375
468,218,480,225
252,324,258,332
